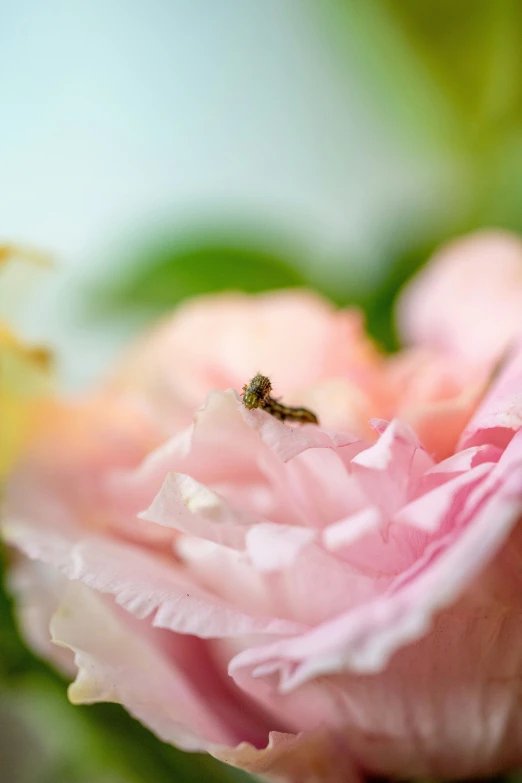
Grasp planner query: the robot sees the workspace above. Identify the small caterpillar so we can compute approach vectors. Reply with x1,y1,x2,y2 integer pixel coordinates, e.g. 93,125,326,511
241,374,319,425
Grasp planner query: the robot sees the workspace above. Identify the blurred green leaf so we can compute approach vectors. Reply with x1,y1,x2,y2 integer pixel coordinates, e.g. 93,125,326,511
91,228,312,316
329,0,522,146
1,675,252,783
0,543,45,679
84,221,468,354
319,0,459,149
318,0,522,267
358,234,451,351
381,0,522,138
358,215,485,351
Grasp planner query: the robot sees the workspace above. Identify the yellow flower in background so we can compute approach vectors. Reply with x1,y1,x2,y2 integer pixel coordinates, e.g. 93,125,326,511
0,245,53,478
0,243,52,270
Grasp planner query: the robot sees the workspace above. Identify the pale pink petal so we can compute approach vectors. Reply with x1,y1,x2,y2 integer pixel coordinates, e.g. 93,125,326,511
140,473,318,572
280,448,367,528
229,606,522,779
287,377,379,438
113,290,381,413
240,404,360,463
397,229,522,364
109,389,268,516
327,610,522,779
386,347,486,460
177,536,285,621
116,390,364,532
230,429,522,688
226,601,522,780
245,524,316,572
322,517,427,579
460,343,522,450
177,534,375,627
350,419,434,516
51,582,216,749
4,402,175,553
257,447,366,530
394,461,493,532
139,472,256,549
399,384,484,462
3,522,305,639
322,508,382,551
51,581,276,750
261,542,379,626
414,444,503,497
212,728,362,783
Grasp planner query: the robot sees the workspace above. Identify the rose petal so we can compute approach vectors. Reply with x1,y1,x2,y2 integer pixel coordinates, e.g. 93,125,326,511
396,230,522,364
3,522,306,639
212,728,362,783
177,534,375,627
51,582,216,748
351,419,434,516
109,389,267,515
118,290,379,410
240,404,360,463
323,508,382,552
139,472,257,549
394,461,493,533
280,448,367,528
460,343,522,450
230,430,522,688
413,444,503,497
51,581,276,750
245,524,316,572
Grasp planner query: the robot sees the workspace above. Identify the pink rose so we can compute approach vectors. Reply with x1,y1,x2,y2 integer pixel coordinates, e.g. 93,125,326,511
396,229,522,364
4,231,522,781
